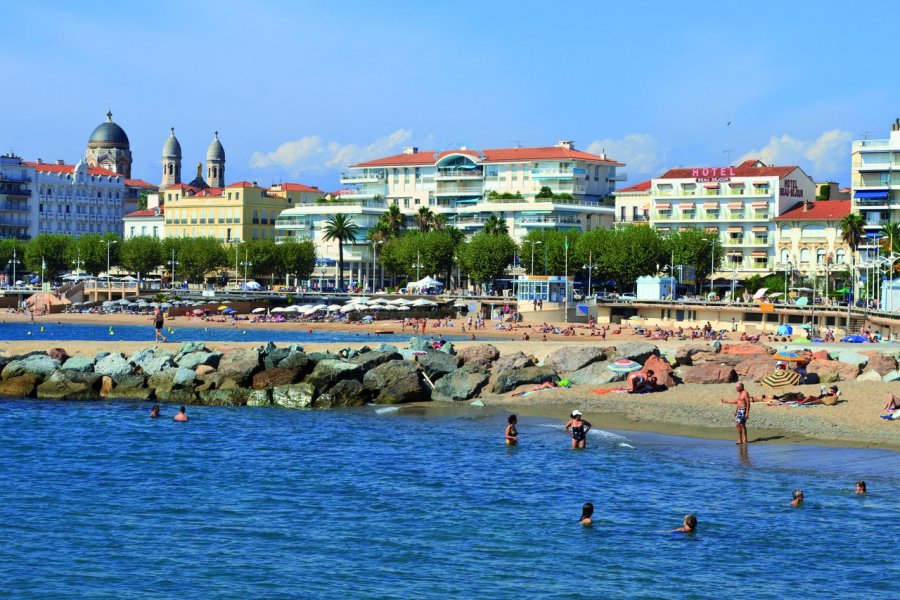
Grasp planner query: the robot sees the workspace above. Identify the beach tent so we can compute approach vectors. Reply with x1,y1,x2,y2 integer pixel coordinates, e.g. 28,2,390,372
409,276,443,288
752,288,768,300
776,324,793,335
242,281,261,291
840,335,868,343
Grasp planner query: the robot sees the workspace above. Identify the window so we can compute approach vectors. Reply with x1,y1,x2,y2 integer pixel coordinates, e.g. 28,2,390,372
836,249,846,264
800,248,811,264
152,226,158,238
780,249,790,263
816,249,826,264
130,226,135,236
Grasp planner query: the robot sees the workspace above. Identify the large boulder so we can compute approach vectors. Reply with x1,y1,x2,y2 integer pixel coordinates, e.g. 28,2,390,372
364,360,428,404
416,351,460,382
347,350,402,372
640,354,676,388
543,346,608,373
246,389,273,407
492,366,559,394
136,354,176,375
457,344,500,369
176,341,207,357
566,361,625,386
252,367,303,389
306,351,335,363
438,341,456,356
172,367,197,389
690,352,745,367
262,346,290,370
94,353,134,380
408,337,432,352
609,342,658,365
199,388,252,406
305,360,362,391
862,352,897,377
177,351,221,371
835,350,869,368
674,343,714,366
108,385,153,400
807,359,859,383
432,365,490,402
147,368,179,394
217,348,261,385
721,344,771,357
0,374,40,397
492,352,536,373
276,348,311,372
2,354,61,381
316,379,369,408
60,355,95,373
272,383,317,409
679,363,736,385
734,356,777,383
36,371,103,400
856,370,882,382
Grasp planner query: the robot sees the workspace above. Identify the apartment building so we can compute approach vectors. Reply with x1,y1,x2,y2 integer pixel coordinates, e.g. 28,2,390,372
850,118,900,253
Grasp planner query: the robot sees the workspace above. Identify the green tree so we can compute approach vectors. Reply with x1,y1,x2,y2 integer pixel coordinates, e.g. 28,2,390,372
575,227,667,291
816,184,830,200
68,233,121,276
166,237,228,283
664,228,723,285
879,222,900,254
119,236,164,280
519,229,582,276
0,238,26,278
414,206,434,232
244,238,279,282
459,232,516,286
381,231,459,284
483,214,508,235
275,238,317,284
24,234,73,279
322,213,359,289
536,186,553,198
841,213,865,253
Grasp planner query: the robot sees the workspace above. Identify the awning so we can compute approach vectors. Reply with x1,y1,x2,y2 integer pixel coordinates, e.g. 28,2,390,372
657,227,671,232
655,203,671,209
751,251,768,257
728,202,744,208
729,182,745,187
751,226,768,232
727,226,743,232
679,227,692,231
705,227,719,233
704,202,718,208
679,202,695,209
751,202,768,208
455,197,481,204
854,190,889,199
703,183,720,189
753,181,770,185
521,210,551,215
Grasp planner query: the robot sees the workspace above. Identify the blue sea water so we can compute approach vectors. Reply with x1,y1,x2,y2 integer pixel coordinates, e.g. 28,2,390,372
0,402,897,599
0,321,467,345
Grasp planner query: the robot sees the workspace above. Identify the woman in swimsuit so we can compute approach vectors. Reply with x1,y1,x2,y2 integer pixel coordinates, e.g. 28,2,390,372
505,414,518,446
579,502,593,526
564,410,592,449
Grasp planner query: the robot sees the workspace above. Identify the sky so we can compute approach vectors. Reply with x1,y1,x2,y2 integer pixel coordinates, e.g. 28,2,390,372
2,0,898,190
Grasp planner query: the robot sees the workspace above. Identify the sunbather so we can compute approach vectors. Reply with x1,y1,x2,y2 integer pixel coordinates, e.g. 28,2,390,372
884,393,900,412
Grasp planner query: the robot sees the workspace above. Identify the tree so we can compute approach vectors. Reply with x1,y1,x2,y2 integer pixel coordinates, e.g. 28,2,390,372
536,186,554,198
483,214,508,235
380,231,459,284
244,238,279,281
841,213,865,253
119,236,164,280
415,206,434,232
166,237,228,283
459,232,516,287
664,228,723,285
519,229,583,276
322,213,359,290
383,203,405,238
275,238,316,284
68,233,121,276
880,222,900,254
24,234,72,279
816,184,830,201
0,238,26,277
575,227,667,291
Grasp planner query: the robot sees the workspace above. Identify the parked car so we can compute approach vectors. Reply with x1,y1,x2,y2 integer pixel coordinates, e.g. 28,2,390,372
619,293,637,301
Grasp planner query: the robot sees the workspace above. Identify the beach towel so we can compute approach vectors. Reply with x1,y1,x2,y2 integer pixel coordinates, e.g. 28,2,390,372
881,412,900,420
511,383,571,397
591,388,629,395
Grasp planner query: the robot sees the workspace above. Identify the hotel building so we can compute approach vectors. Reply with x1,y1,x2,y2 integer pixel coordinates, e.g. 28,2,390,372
773,199,851,278
650,160,817,276
612,179,651,224
850,118,900,253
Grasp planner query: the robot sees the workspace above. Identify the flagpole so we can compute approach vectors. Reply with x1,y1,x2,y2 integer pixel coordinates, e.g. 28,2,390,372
41,256,45,315
564,236,569,324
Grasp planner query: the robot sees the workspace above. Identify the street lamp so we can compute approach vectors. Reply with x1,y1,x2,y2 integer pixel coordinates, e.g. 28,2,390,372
412,249,424,281
778,261,793,304
371,240,383,292
707,239,718,293
104,240,117,300
583,251,595,297
526,240,542,275
170,248,179,290
7,248,20,287
72,249,82,279
240,250,252,287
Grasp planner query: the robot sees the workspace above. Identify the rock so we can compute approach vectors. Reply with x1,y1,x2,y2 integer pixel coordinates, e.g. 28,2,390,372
316,379,368,408
252,367,302,389
260,341,277,356
272,383,317,409
432,365,490,402
173,367,197,388
566,361,625,385
415,351,460,381
734,356,776,383
195,365,215,377
147,368,179,394
883,370,900,382
438,341,455,355
680,364,736,384
810,350,831,361
60,355,95,373
94,353,134,380
674,343,714,366
689,352,745,366
640,354,675,388
36,371,103,400
609,342,658,365
304,359,362,392
128,347,157,366
114,374,146,390
262,347,289,370
156,388,198,404
109,386,153,400
856,370,883,382
99,376,114,397
48,348,70,363
246,389,273,407
199,388,251,406
543,346,608,372
408,337,432,352
137,355,176,375
835,350,869,368
176,351,221,370
492,352,536,373
216,348,261,385
2,354,60,381
721,344,771,356
456,344,500,369
806,359,859,383
0,374,40,397
276,349,310,372
195,371,227,392
94,352,110,362
347,350,402,371
306,351,334,363
176,341,207,356
492,366,559,394
364,360,428,404
375,343,400,354
862,352,897,377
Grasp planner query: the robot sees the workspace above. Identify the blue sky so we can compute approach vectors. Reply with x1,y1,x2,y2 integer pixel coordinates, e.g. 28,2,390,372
2,0,897,189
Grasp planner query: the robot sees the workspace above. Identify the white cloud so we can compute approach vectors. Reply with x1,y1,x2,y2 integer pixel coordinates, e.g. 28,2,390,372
739,129,853,179
251,129,413,175
586,133,668,178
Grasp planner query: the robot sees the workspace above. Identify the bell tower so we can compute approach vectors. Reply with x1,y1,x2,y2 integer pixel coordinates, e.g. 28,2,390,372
161,127,182,187
206,131,226,188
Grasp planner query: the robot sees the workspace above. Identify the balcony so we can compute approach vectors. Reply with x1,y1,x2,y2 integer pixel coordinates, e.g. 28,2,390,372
856,198,896,207
531,168,578,179
607,172,627,182
338,191,380,200
434,185,483,197
517,216,582,227
0,174,31,183
340,172,386,184
855,161,892,172
0,203,28,212
435,168,484,180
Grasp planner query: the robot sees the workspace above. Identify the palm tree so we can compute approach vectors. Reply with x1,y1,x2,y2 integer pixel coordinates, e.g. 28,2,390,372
430,213,448,232
483,214,508,235
841,213,866,300
415,207,434,232
880,222,900,254
322,213,359,290
382,203,405,238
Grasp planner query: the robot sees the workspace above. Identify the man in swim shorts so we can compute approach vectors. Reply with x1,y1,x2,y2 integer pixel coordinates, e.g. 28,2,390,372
720,382,750,445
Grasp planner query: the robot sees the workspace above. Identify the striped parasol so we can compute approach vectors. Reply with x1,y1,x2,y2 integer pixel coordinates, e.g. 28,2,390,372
608,359,642,374
761,370,801,389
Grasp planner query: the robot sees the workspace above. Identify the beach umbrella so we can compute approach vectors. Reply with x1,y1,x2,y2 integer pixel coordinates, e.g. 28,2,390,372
327,304,342,312
312,304,328,311
192,308,205,315
251,307,266,314
396,305,411,311
840,335,867,343
218,305,228,311
339,304,360,313
797,323,812,330
761,370,801,389
160,302,172,308
793,337,811,343
271,307,285,313
772,351,805,362
412,298,437,306
607,359,642,374
627,315,643,321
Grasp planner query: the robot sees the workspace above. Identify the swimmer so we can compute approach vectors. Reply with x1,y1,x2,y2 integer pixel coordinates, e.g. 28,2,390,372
173,405,188,422
505,414,518,446
856,481,866,495
675,514,697,533
579,502,593,526
149,404,161,418
564,410,592,450
790,489,804,507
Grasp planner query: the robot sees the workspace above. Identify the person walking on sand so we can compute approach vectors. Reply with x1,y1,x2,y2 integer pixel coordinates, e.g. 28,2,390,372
721,382,750,445
564,410,591,449
174,406,188,422
153,306,166,343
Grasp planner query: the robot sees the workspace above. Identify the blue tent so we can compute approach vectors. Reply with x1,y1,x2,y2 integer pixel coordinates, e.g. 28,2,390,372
840,335,867,343
776,324,793,335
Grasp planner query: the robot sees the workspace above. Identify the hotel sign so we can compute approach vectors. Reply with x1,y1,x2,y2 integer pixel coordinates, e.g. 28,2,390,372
693,167,736,183
780,179,803,197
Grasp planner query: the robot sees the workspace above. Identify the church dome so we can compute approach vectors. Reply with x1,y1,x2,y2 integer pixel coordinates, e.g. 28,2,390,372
162,127,182,158
206,131,225,161
88,111,130,149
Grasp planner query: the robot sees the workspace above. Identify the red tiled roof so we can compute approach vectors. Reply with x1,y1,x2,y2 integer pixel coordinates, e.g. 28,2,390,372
352,153,437,167
774,200,851,221
272,183,321,192
226,181,257,188
125,179,157,189
164,183,201,192
351,145,623,167
658,159,797,180
124,207,164,218
193,187,224,197
615,179,652,194
24,162,120,177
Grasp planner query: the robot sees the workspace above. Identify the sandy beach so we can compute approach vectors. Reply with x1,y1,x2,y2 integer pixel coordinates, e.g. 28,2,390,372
1,310,898,451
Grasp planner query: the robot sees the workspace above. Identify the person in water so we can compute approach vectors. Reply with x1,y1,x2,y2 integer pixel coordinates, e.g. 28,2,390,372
174,405,188,422
720,382,751,445
675,514,697,533
856,481,867,495
152,306,167,343
149,404,161,418
564,410,592,449
790,489,804,507
579,502,593,526
505,414,518,446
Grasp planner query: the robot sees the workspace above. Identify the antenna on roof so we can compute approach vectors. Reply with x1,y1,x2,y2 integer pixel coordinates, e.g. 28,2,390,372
861,131,873,140
723,149,733,165
511,140,523,148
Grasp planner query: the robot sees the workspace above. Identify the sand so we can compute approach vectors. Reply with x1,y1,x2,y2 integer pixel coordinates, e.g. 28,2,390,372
1,310,898,451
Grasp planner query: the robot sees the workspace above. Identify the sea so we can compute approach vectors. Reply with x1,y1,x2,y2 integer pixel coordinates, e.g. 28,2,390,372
0,402,897,599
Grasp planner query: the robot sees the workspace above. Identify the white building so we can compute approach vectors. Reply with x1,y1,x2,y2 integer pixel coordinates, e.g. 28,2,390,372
650,159,817,277
123,193,165,239
850,118,900,254
0,154,34,239
612,179,650,225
